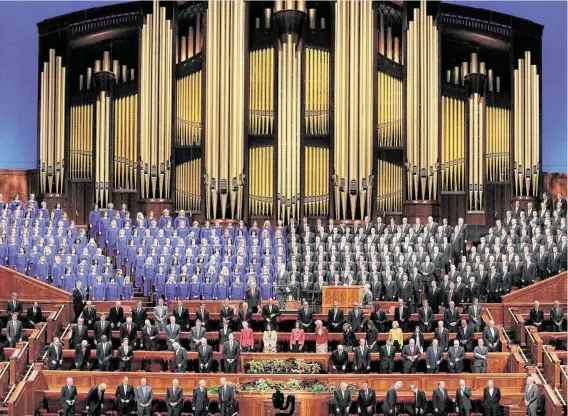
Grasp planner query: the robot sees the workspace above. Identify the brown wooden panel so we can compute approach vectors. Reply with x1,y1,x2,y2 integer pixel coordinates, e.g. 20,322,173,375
440,193,466,225
0,266,70,304
0,170,31,203
322,286,363,309
502,272,567,304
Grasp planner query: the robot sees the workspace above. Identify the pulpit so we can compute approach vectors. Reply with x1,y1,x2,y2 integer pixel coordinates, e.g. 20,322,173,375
238,391,330,416
322,286,363,309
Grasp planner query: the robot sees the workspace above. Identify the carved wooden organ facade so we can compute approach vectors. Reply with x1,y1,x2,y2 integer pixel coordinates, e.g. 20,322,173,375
37,0,543,225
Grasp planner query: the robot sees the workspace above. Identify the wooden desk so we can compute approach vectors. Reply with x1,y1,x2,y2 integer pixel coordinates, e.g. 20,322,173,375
322,286,363,309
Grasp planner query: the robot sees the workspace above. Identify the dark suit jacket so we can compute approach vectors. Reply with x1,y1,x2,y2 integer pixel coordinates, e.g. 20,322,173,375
6,300,22,315
74,344,91,368
195,309,210,327
298,308,314,327
165,386,183,409
222,341,240,360
109,306,124,327
85,386,104,411
237,308,252,329
432,388,450,412
357,388,376,412
26,306,43,325
173,307,190,330
94,320,111,342
245,288,261,308
529,308,545,325
131,307,147,328
261,304,281,327
60,385,77,409
413,389,427,410
119,322,137,343
333,389,352,410
456,387,472,411
379,345,396,372
434,327,450,350
327,308,345,330
70,324,88,349
82,306,97,326
330,350,349,369
219,306,234,323
353,346,371,370
483,386,501,409
218,384,235,405
96,342,113,363
173,347,187,371
115,383,134,402
197,345,213,367
347,309,364,332
381,388,397,412
457,325,474,350
192,387,209,411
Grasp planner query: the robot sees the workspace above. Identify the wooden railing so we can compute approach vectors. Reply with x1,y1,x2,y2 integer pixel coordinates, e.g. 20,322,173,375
509,307,527,345
526,326,543,366
543,346,562,388
9,343,29,386
507,346,528,374
0,362,10,399
28,323,47,362
7,367,45,416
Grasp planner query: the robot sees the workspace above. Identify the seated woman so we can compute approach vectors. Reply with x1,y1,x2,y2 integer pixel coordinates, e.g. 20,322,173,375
289,321,305,352
389,320,404,351
263,324,277,353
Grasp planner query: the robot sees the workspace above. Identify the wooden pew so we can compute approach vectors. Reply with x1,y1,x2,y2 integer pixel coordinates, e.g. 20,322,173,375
53,348,512,374
9,342,29,386
543,346,563,388
536,375,566,416
0,361,10,399
7,369,46,416
509,308,527,345
507,346,529,374
27,323,47,362
526,326,543,366
537,332,568,350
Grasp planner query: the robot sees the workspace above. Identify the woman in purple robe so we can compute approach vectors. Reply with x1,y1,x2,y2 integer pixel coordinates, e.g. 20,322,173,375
134,248,146,287
259,275,273,301
37,256,49,283
229,276,245,300
200,275,214,300
105,277,120,301
189,275,201,300
154,266,166,300
88,266,99,290
62,269,77,293
164,275,178,301
213,276,229,300
91,277,106,301
97,212,111,248
75,267,88,289
15,247,28,274
125,240,138,277
177,275,190,300
142,257,156,296
121,276,134,300
27,247,40,277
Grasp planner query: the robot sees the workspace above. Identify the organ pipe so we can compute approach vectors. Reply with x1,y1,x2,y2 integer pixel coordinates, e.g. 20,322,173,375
304,146,329,216
114,94,138,191
39,49,66,195
377,72,403,147
377,160,403,213
176,70,202,145
95,90,111,206
205,0,245,219
377,9,400,63
406,0,439,201
175,158,201,212
334,0,373,220
305,47,329,135
468,92,485,211
441,97,465,192
249,146,274,216
69,103,93,180
249,48,274,135
486,106,510,182
513,51,540,197
140,1,173,200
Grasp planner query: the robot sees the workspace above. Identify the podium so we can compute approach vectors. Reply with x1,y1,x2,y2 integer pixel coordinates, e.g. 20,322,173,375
238,391,330,416
322,285,363,309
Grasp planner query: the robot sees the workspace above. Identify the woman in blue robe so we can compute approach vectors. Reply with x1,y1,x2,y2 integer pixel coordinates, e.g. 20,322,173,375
213,276,229,300
200,276,214,300
125,240,138,277
51,258,64,288
91,277,106,301
177,275,190,300
15,248,28,274
189,276,201,300
100,266,113,284
116,230,128,267
37,256,49,283
142,257,156,296
0,237,6,266
62,270,76,293
134,249,146,288
164,276,178,301
88,265,99,289
153,266,166,300
260,275,273,300
120,276,134,300
229,276,245,300
97,212,111,248
76,267,88,289
27,247,40,277
105,278,120,301
7,238,18,267
204,267,218,286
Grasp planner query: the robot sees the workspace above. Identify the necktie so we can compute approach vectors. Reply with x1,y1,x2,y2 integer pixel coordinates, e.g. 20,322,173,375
142,386,146,396
461,389,464,396
128,324,131,333
173,387,176,395
124,385,127,394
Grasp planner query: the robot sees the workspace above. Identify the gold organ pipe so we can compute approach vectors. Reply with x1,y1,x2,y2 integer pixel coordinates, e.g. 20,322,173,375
188,27,195,58
195,13,202,55
181,36,187,61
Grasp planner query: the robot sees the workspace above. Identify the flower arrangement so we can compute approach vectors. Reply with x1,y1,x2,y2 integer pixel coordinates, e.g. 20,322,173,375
246,358,322,374
209,379,358,395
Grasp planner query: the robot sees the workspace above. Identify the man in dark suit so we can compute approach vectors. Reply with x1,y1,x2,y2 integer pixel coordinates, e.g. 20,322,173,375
85,383,106,416
60,377,77,416
165,379,184,416
330,344,350,373
473,339,489,373
6,292,22,317
6,313,22,347
333,382,352,416
115,376,135,416
26,301,43,328
483,379,501,416
457,319,474,352
189,320,206,352
428,281,443,313
529,301,545,331
432,381,450,416
418,299,434,333
131,300,148,329
135,378,153,416
370,304,387,333
96,336,113,371
46,337,63,370
192,380,209,416
166,316,182,351
218,377,235,416
245,282,261,313
72,282,85,321
237,302,253,330
379,339,396,374
467,298,483,332
173,300,190,331
172,342,187,373
357,382,376,416
426,339,443,373
444,301,460,333
298,301,314,332
382,381,402,415
348,302,364,332
197,338,213,373
222,333,240,373
117,338,134,371
448,340,465,373
483,320,501,352
409,384,427,415
109,301,124,329
434,321,450,351
74,340,91,370
402,339,421,374
119,317,137,346
455,380,472,416
550,300,564,332
195,302,210,330
327,300,345,332
219,299,235,324
394,299,411,333
93,313,111,344
70,317,88,349
82,301,97,330
261,298,281,330
353,338,371,373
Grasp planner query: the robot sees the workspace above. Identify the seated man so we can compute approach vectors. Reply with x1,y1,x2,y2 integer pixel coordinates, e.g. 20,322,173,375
330,344,350,374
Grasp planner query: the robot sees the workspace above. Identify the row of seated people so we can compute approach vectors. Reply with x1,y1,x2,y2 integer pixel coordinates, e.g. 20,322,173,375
56,376,526,416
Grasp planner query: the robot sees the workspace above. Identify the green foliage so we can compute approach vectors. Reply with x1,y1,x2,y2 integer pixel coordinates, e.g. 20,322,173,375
246,357,322,374
207,379,359,395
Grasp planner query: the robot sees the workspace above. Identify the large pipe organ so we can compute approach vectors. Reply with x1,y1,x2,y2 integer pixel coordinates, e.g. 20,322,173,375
36,0,543,225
